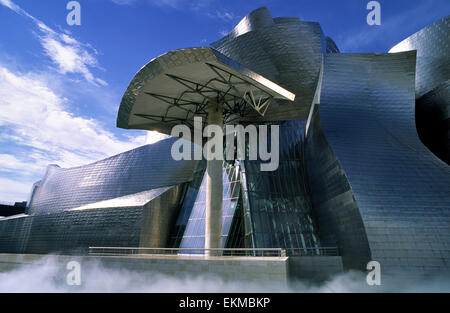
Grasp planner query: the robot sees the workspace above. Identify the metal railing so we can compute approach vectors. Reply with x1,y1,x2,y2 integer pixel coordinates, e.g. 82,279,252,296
89,246,340,258
285,247,339,256
88,247,287,258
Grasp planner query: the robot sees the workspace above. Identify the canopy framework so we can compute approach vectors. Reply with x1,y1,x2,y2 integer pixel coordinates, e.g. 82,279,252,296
117,47,297,255
136,62,275,127
117,47,295,134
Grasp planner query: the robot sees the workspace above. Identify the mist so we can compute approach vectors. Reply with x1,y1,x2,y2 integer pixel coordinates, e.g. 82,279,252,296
0,256,449,293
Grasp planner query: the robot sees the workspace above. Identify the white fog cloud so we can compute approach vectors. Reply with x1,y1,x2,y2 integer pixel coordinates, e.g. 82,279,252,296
0,256,449,293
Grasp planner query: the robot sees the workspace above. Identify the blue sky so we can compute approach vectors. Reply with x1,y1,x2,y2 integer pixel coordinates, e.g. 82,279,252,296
0,0,448,202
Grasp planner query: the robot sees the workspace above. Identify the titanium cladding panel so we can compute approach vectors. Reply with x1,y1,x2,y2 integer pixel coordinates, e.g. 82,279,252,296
390,16,449,98
212,6,326,121
314,51,450,273
390,16,449,164
28,137,199,214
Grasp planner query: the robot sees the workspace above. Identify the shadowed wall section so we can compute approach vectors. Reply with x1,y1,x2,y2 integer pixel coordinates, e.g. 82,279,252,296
139,185,186,248
305,104,371,270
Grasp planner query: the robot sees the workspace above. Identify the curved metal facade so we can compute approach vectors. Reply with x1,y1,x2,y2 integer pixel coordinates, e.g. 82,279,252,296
389,16,449,98
212,7,325,121
213,7,450,272
28,137,199,215
309,51,450,272
0,138,200,254
390,16,449,164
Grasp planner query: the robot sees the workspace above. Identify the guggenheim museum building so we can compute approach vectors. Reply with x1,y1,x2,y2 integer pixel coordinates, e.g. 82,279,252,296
0,7,449,277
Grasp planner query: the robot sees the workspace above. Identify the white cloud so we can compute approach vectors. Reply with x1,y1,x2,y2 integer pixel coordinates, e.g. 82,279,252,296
0,66,144,158
219,29,230,37
0,1,171,202
39,34,102,85
110,0,181,8
0,178,34,202
207,10,235,22
0,0,105,86
0,66,149,201
111,0,137,5
0,154,46,175
110,0,219,14
0,0,29,16
145,131,170,145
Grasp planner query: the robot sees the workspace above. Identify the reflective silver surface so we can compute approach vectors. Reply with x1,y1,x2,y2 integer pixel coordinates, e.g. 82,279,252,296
211,7,325,121
308,51,450,272
27,137,198,214
389,16,449,98
390,16,449,164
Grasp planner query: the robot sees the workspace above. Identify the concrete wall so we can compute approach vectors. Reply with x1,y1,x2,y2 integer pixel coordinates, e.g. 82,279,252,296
0,254,289,285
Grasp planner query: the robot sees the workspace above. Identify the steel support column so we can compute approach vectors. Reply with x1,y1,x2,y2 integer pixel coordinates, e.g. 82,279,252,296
205,100,223,256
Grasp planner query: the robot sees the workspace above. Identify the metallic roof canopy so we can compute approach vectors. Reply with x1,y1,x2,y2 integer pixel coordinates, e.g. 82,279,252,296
117,47,296,134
